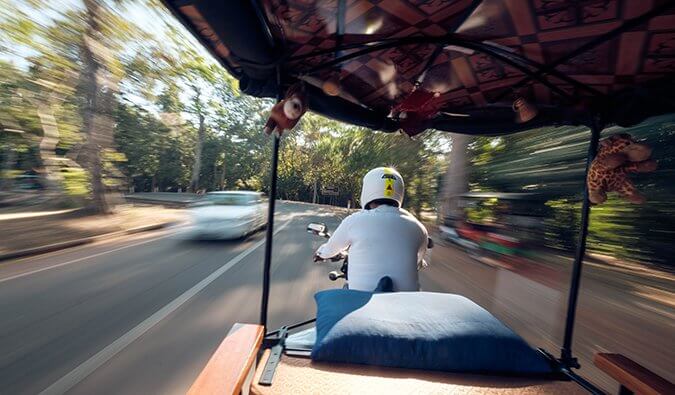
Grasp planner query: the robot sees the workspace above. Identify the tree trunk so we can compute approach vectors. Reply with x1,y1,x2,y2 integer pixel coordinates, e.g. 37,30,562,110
35,102,64,196
190,112,205,192
219,154,226,190
1,145,16,191
80,0,115,214
440,133,470,222
312,179,318,204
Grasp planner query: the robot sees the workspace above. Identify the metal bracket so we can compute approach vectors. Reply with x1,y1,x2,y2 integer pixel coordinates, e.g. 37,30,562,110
560,353,581,370
258,326,288,386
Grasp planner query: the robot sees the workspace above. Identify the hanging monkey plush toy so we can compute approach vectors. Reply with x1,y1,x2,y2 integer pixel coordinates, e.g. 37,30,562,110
263,84,308,136
587,133,657,204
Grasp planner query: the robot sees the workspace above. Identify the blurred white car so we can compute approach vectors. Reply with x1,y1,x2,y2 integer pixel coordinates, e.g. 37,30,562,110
189,191,267,239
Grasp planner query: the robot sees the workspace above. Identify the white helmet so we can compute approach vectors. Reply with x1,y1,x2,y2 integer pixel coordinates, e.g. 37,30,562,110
360,167,404,209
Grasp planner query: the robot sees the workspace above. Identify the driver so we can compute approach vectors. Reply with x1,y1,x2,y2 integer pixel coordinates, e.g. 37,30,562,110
314,167,428,292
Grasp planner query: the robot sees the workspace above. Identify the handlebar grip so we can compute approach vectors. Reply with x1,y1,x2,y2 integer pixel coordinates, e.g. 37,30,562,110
328,271,346,281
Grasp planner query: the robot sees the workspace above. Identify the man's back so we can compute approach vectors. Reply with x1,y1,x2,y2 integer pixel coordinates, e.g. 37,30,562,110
317,205,428,292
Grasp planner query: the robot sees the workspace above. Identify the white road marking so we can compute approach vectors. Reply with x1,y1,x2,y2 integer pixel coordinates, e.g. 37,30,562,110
0,232,177,284
0,208,78,221
39,217,294,395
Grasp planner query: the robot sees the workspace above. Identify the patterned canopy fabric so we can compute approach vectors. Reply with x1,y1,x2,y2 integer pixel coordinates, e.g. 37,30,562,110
164,0,675,135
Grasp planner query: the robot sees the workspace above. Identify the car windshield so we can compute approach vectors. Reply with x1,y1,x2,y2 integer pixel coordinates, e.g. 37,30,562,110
203,194,256,206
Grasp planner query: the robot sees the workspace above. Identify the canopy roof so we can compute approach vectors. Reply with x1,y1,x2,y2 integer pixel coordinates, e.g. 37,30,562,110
163,0,675,135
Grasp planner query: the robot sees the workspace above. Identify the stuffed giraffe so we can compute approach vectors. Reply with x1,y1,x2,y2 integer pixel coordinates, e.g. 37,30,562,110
587,133,657,204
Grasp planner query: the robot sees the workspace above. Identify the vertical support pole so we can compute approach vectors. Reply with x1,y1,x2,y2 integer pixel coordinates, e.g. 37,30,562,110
335,0,346,59
260,134,280,329
260,73,283,329
560,120,602,368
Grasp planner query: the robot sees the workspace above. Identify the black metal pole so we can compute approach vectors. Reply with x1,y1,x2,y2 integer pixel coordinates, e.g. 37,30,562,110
560,120,602,367
260,133,280,329
562,368,605,395
260,69,283,329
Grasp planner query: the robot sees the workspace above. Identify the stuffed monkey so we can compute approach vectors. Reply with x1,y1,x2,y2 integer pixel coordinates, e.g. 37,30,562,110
263,84,308,136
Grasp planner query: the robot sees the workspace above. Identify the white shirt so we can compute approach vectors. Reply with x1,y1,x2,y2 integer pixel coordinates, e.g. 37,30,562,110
317,205,428,292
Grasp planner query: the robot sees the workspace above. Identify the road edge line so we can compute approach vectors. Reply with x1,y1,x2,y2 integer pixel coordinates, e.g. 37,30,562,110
0,222,178,263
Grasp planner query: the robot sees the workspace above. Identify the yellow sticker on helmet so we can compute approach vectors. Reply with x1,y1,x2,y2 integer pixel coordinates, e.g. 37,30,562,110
383,168,395,197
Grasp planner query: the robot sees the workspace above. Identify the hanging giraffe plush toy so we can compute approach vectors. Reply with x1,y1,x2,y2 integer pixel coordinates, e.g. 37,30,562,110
587,133,657,204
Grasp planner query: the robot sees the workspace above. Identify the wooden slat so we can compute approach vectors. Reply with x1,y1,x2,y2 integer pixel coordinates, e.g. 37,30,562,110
188,323,264,395
594,353,674,395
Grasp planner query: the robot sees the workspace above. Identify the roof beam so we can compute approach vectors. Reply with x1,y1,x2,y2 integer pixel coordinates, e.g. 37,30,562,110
301,35,577,102
492,0,675,102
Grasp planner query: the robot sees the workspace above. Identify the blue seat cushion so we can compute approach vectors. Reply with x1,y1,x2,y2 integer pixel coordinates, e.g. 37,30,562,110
311,290,551,374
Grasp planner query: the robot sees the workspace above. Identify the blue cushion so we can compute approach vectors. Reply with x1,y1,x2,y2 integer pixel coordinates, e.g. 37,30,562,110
312,290,551,374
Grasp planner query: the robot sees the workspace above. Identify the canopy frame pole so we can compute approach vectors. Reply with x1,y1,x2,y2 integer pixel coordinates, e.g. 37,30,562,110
259,67,283,329
336,0,346,48
288,39,596,97
559,118,602,369
410,0,480,88
301,36,586,102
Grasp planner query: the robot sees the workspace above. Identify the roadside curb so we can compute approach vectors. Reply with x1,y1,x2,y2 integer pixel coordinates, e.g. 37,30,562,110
0,221,178,263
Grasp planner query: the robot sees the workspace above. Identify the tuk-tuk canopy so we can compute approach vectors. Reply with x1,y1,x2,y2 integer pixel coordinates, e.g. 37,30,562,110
164,0,675,135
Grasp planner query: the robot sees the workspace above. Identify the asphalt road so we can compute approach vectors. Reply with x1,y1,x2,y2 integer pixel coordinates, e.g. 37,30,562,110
0,202,672,394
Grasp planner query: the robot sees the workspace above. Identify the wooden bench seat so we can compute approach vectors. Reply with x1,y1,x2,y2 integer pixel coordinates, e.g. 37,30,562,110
594,353,674,395
251,349,586,395
188,323,264,395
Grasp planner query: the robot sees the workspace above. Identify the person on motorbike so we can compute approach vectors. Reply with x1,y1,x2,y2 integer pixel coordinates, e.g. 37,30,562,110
314,167,429,292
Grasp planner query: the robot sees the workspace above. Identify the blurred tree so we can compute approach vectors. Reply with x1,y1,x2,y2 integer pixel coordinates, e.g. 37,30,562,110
79,0,128,213
114,101,170,191
0,7,80,201
439,133,469,221
0,0,145,211
0,0,446,221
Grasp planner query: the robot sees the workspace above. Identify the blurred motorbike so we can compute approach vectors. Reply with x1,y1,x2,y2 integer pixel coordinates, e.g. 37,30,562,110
307,222,349,286
307,222,433,287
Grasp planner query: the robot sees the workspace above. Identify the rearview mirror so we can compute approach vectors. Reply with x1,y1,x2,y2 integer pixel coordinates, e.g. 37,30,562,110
307,222,328,237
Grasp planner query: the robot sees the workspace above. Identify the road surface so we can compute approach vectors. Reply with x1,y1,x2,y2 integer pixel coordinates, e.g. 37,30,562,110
423,239,674,393
0,202,672,394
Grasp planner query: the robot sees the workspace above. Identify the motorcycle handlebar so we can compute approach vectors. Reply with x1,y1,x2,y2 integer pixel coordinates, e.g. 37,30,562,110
314,252,347,263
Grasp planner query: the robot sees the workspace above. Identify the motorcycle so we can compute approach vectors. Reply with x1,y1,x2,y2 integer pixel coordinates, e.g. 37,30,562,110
307,222,434,287
307,222,348,285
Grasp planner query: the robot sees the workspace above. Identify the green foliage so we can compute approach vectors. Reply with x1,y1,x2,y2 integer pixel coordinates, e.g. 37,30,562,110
273,116,447,214
1,1,446,216
115,102,170,180
465,117,675,268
